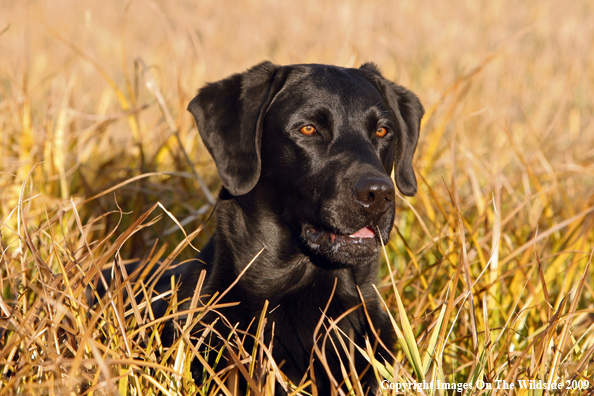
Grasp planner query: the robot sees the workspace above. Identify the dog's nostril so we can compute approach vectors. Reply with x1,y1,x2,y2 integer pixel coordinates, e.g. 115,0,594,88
353,176,395,214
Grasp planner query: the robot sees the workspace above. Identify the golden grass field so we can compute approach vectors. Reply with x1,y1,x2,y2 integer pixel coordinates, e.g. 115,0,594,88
1,0,594,394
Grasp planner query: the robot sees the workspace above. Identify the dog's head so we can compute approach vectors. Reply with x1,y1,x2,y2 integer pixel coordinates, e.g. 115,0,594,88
189,62,423,266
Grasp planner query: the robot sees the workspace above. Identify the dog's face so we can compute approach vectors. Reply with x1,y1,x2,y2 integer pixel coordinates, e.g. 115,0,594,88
189,62,423,266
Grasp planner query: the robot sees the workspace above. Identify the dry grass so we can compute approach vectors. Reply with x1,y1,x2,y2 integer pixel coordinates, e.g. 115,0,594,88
1,0,594,395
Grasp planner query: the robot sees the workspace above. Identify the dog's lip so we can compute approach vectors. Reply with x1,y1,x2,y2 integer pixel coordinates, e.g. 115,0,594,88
306,226,376,245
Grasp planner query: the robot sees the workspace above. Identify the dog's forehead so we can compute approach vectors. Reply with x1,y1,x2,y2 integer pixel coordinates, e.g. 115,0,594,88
275,64,386,110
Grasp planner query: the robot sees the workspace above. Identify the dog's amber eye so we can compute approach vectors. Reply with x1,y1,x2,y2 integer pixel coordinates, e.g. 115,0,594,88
300,125,317,136
376,127,388,137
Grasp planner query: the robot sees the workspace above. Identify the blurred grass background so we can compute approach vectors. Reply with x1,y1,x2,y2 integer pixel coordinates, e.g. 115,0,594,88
1,0,593,394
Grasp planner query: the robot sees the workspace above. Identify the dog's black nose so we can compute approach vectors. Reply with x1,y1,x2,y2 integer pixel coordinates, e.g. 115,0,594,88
353,176,395,215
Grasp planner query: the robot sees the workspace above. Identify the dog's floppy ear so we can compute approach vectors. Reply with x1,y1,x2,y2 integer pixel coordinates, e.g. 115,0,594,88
188,61,286,196
359,63,424,196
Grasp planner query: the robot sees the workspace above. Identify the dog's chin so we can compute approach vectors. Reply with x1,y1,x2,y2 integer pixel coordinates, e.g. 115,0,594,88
303,226,383,266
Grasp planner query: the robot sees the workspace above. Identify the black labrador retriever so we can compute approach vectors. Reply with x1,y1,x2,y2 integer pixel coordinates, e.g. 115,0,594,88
171,61,423,394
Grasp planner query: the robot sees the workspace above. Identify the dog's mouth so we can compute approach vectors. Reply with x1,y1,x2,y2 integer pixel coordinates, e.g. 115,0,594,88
305,226,376,246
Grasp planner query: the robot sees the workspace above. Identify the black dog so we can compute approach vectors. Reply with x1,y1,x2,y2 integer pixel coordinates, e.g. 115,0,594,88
173,61,423,394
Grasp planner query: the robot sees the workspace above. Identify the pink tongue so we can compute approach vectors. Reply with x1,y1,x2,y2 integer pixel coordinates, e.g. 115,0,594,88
350,227,375,238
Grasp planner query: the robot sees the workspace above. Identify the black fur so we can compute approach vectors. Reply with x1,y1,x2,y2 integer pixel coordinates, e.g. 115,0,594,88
173,61,424,395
